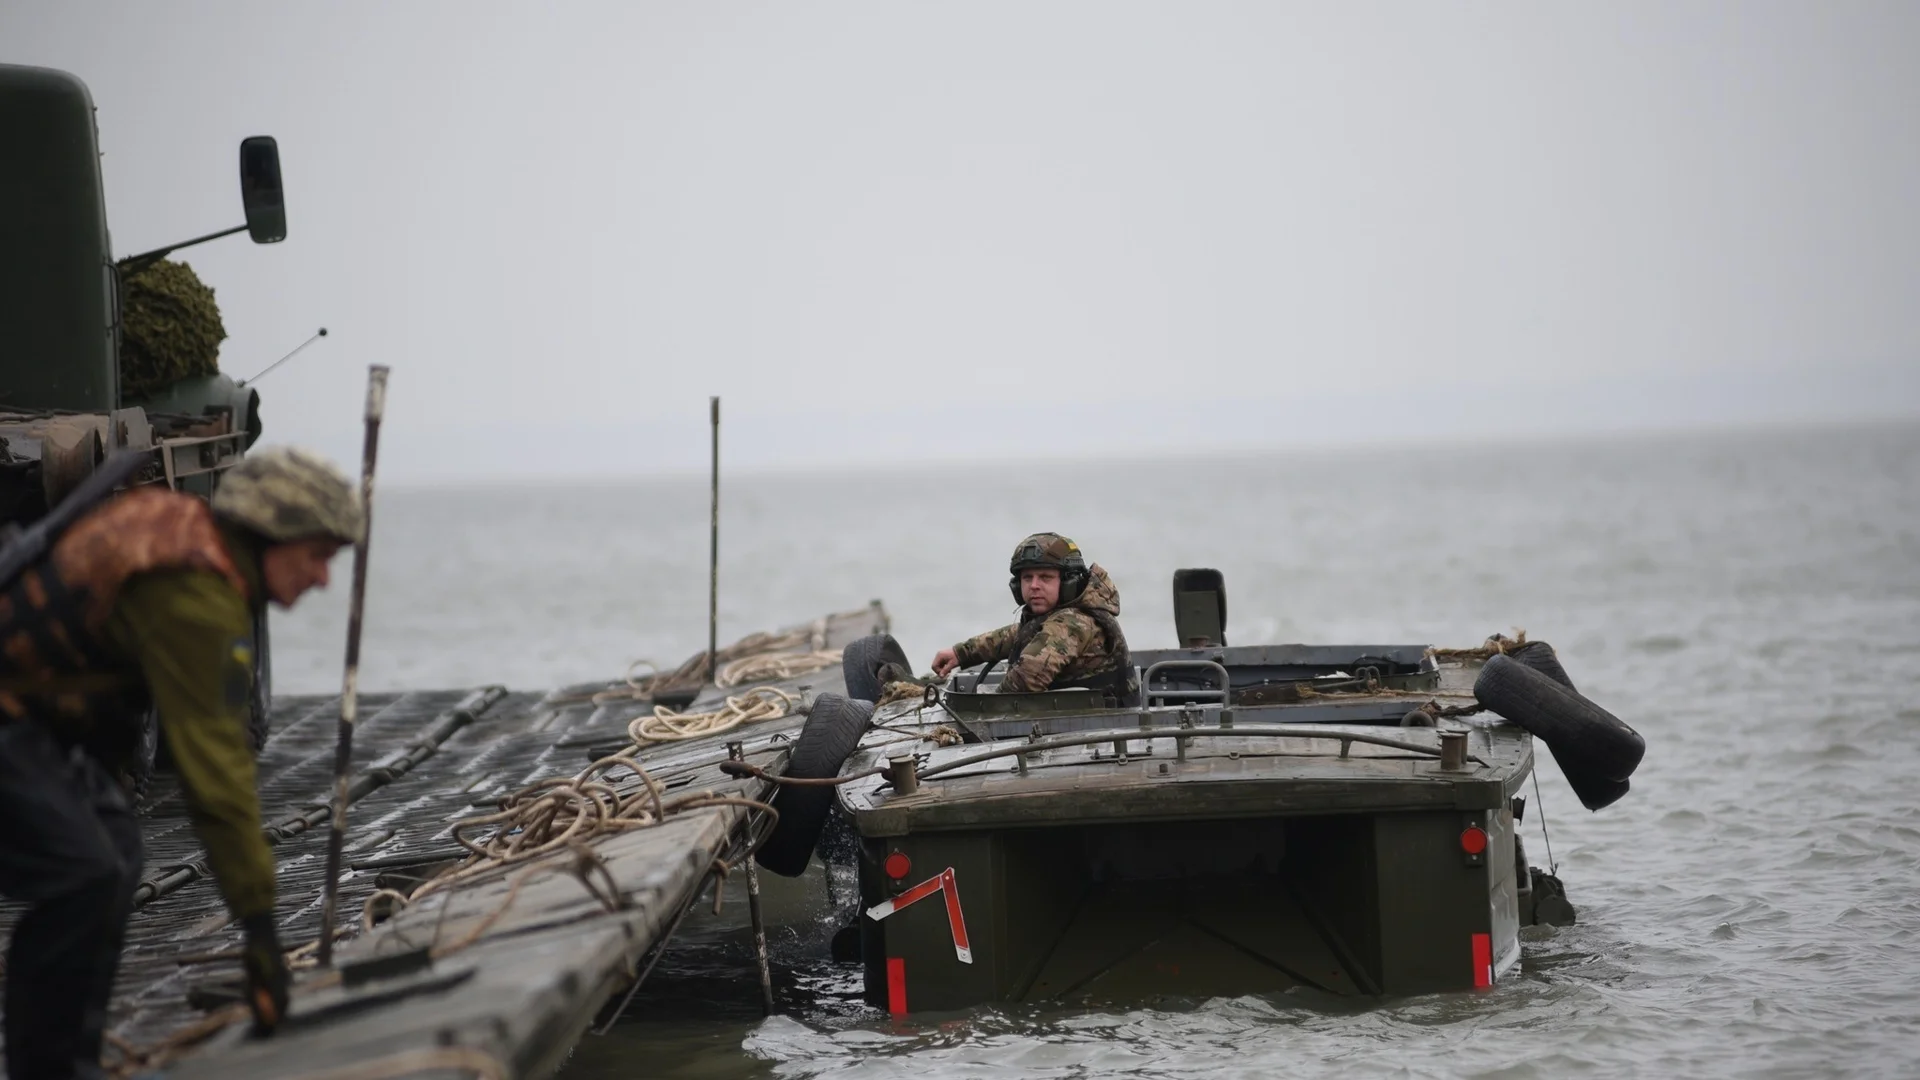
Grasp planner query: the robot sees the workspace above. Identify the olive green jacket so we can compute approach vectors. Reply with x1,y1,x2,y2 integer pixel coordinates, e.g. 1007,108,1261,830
103,524,273,919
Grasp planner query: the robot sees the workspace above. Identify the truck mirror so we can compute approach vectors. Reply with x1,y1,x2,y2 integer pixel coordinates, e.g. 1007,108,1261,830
239,135,286,243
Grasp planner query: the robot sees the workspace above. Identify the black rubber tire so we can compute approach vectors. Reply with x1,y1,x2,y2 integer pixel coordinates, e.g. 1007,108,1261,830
816,806,859,867
247,607,273,752
1529,868,1578,927
755,694,874,877
1503,644,1628,810
1558,755,1632,811
1474,653,1644,782
841,634,910,704
831,922,863,964
1400,709,1437,728
1507,640,1575,691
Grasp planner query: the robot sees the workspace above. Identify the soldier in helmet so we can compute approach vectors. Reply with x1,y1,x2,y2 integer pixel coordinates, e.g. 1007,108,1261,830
0,446,360,1078
932,533,1140,705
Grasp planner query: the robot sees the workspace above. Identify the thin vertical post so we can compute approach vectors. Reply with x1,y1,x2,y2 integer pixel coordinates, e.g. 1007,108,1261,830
317,364,390,966
728,741,775,1015
708,396,720,683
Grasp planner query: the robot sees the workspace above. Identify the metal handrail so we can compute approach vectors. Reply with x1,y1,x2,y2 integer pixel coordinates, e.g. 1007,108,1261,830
912,723,1488,781
1143,659,1231,705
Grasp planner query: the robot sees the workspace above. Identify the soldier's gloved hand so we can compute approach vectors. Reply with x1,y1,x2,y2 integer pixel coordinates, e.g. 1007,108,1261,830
240,914,291,1034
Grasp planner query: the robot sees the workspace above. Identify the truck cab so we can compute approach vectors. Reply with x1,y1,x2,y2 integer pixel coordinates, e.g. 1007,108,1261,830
0,62,289,769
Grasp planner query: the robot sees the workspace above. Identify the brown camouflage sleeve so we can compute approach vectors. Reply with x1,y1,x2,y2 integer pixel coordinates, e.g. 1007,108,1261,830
1001,611,1102,693
952,624,1018,670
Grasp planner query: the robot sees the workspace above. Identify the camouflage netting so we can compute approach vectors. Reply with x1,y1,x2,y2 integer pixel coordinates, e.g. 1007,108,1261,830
119,258,226,398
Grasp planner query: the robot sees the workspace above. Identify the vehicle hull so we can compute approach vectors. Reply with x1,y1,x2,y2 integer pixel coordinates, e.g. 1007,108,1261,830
857,800,1523,1012
839,644,1541,1012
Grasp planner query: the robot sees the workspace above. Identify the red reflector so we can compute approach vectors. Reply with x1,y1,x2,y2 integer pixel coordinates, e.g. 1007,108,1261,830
884,851,912,879
887,956,907,1015
1472,932,1493,988
1460,826,1489,855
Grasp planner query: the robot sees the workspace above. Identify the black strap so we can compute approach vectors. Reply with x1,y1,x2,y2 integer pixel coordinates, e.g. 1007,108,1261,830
0,451,150,592
1002,606,1140,707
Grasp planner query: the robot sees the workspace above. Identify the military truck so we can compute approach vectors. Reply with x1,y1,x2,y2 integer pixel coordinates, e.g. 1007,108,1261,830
0,63,290,784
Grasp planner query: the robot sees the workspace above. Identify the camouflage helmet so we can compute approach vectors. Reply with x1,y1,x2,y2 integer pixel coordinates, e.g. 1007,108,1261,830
1007,532,1090,606
210,445,364,545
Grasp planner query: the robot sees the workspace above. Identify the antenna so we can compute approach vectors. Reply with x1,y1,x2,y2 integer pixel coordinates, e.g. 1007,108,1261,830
240,327,328,385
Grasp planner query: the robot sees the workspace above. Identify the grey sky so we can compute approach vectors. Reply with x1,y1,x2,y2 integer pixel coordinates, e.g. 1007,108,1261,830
5,2,1917,481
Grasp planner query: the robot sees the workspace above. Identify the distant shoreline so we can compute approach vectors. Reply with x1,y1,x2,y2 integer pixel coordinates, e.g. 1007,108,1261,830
382,407,1920,492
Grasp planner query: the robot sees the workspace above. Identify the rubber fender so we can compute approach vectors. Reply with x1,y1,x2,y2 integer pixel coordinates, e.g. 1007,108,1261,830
1474,653,1644,782
1549,742,1634,811
830,923,863,964
1492,644,1630,809
1507,640,1575,691
840,633,910,704
755,693,875,877
815,807,859,867
1529,868,1578,927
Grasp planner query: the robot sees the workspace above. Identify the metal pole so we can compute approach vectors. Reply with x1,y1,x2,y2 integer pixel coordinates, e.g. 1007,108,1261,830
116,223,249,275
317,364,390,966
728,741,775,1015
707,396,720,684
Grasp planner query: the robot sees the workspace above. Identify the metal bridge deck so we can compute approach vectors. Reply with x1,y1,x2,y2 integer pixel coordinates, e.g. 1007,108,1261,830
0,603,888,1079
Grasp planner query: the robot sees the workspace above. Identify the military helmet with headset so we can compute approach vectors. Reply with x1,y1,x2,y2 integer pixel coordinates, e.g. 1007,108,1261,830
1008,532,1089,607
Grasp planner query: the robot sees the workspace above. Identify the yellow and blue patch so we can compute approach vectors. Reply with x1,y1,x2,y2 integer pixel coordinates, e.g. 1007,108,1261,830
224,636,255,710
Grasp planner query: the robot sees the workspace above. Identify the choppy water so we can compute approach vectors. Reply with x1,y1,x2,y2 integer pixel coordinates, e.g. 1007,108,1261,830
276,420,1920,1078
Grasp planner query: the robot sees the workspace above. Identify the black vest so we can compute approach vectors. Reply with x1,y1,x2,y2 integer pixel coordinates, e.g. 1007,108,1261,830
0,490,247,743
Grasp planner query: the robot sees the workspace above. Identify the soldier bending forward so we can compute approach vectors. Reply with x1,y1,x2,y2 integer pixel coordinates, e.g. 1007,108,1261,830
0,447,361,1080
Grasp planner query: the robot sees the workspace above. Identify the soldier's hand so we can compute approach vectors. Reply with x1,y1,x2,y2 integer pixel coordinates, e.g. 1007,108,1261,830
240,914,291,1035
932,648,959,678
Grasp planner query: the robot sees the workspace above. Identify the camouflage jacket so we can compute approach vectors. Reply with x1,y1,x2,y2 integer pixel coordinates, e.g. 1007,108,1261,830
952,564,1133,696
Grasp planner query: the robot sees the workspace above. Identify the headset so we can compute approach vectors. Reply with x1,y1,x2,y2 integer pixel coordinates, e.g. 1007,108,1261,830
1007,533,1090,608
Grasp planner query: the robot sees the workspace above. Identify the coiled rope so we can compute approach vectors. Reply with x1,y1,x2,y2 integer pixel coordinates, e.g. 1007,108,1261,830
628,685,799,744
715,649,840,689
399,747,777,910
1427,630,1529,663
586,629,819,704
110,734,785,1077
567,608,872,707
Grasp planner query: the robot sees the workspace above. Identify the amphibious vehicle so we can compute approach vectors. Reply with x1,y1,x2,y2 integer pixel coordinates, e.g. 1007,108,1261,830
771,570,1641,1013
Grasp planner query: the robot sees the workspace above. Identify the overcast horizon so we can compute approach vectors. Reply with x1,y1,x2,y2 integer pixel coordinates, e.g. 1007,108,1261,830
5,2,1917,483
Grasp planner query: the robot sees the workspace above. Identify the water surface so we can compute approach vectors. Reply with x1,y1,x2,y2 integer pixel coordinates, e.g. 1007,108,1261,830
276,421,1920,1078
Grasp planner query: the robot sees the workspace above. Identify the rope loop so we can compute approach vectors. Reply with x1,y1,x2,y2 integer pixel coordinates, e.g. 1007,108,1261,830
629,686,799,745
